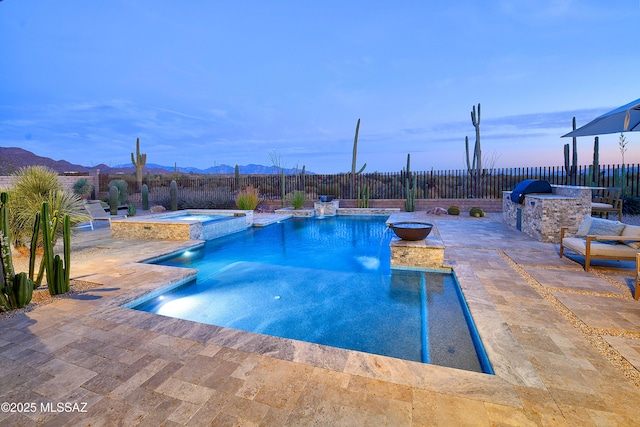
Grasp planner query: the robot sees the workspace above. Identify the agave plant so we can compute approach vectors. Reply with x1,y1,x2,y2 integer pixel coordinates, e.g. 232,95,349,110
8,166,90,249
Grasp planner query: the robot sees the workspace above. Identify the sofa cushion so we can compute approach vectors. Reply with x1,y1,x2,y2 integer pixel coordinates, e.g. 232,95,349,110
585,218,626,244
562,237,639,257
622,224,640,249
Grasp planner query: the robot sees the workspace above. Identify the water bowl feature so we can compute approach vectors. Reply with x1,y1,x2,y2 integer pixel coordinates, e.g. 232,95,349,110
388,222,433,241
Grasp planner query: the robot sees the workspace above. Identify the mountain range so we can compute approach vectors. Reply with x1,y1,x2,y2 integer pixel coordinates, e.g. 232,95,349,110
0,147,312,175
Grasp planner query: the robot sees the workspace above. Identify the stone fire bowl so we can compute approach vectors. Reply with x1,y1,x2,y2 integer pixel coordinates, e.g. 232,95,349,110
388,222,434,241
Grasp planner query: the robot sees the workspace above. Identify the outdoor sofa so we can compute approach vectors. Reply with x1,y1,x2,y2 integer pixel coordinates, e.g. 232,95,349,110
560,216,640,278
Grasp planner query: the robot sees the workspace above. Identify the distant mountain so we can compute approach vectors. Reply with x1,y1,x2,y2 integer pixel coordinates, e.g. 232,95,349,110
0,147,314,176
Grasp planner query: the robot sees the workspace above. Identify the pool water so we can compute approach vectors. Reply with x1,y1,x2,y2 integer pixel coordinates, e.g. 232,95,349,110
156,213,231,223
134,216,493,373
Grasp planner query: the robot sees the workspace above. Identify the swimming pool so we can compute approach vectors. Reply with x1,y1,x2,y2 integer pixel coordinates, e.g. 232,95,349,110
132,216,493,373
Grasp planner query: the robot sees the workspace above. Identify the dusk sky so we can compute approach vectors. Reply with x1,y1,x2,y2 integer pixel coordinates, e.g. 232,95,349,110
1,1,639,174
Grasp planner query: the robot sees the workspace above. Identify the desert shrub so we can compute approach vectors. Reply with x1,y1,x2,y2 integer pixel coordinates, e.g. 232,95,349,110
288,191,306,209
8,166,89,247
623,195,640,215
447,205,460,215
236,186,261,210
72,177,94,198
108,179,128,204
127,204,137,216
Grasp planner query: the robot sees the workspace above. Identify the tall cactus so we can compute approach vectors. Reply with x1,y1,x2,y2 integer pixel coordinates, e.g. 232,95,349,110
465,104,483,197
141,184,149,210
350,118,367,199
564,117,578,185
405,173,417,212
1,193,14,284
109,185,119,215
40,202,71,295
234,164,241,190
131,137,147,191
589,137,600,186
0,192,36,310
170,180,178,211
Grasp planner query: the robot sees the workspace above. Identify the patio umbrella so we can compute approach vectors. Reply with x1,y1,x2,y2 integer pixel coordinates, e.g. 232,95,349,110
562,97,640,138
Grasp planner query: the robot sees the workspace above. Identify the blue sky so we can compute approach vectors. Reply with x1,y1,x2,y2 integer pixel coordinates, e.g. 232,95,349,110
1,1,639,173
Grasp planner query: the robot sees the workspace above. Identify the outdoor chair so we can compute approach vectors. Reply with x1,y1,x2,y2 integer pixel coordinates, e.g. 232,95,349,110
81,201,113,230
591,187,623,219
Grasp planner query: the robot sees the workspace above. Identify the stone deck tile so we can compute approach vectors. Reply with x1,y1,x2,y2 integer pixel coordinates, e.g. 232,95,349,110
2,215,640,425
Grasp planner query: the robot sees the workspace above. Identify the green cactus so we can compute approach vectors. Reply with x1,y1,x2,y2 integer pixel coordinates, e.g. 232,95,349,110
350,118,367,199
589,136,600,187
469,207,485,218
234,164,240,190
1,192,15,290
170,180,178,211
0,192,36,310
28,213,40,281
357,184,370,208
404,174,417,212
131,137,147,191
141,184,149,210
465,104,483,197
447,206,460,215
564,117,578,185
40,202,70,295
109,185,119,215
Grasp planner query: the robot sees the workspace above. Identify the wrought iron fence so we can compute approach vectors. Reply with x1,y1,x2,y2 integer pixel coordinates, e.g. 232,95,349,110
99,164,640,200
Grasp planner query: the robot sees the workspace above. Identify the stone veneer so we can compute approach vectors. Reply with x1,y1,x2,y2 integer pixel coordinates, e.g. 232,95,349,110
389,234,445,270
111,210,251,241
503,185,592,243
274,207,315,217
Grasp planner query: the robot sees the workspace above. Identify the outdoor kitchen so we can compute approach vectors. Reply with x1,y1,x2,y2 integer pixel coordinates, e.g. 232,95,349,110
503,180,592,243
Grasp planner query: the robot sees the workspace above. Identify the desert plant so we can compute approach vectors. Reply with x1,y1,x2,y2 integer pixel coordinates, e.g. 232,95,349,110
622,195,640,215
357,184,370,208
404,174,417,212
108,179,128,205
349,118,366,199
131,137,147,191
72,178,94,198
8,166,88,249
40,202,71,295
170,180,178,211
288,191,306,209
447,206,460,215
127,204,137,216
109,185,119,215
236,186,261,210
141,184,149,210
469,207,485,217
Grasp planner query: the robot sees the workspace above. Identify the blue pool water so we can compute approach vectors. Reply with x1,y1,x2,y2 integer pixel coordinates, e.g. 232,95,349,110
133,216,493,373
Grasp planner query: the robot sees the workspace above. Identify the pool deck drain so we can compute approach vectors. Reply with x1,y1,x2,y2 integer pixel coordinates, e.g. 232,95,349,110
1,213,640,425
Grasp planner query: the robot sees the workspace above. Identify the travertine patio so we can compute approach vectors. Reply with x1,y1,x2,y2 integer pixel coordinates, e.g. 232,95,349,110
1,213,640,426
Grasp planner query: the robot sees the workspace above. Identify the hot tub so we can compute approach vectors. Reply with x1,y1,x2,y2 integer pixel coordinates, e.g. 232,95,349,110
111,209,252,241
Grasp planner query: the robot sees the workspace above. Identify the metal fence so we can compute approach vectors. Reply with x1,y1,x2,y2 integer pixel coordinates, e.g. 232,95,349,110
99,164,640,201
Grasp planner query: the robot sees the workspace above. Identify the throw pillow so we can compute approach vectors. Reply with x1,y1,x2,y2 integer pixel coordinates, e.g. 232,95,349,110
575,215,593,237
586,218,626,244
621,224,640,249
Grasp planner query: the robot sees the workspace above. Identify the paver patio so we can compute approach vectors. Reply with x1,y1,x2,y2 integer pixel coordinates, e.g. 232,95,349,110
1,213,640,426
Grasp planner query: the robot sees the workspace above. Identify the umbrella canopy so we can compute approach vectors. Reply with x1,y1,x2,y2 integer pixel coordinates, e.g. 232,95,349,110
562,97,640,138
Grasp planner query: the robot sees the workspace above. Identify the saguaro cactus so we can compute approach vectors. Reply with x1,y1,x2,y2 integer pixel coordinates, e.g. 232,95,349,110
350,118,367,199
465,103,483,197
131,137,147,191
